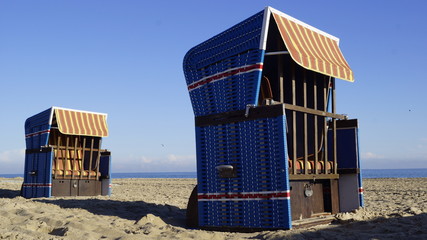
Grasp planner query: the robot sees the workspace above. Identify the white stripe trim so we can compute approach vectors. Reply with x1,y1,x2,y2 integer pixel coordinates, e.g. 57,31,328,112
259,7,272,50
52,106,108,117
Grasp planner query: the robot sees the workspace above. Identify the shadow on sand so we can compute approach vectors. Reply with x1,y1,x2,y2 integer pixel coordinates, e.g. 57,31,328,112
0,188,21,199
33,196,427,239
35,198,187,227
250,213,427,240
22,195,427,239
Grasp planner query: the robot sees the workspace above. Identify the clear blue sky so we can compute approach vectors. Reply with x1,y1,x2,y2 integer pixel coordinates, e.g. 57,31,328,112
1,0,426,174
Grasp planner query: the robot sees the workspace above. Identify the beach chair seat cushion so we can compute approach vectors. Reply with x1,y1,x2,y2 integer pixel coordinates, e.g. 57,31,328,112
53,149,99,178
288,159,333,173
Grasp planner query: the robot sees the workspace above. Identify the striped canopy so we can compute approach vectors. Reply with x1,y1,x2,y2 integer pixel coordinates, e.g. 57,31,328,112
54,108,109,137
270,9,354,82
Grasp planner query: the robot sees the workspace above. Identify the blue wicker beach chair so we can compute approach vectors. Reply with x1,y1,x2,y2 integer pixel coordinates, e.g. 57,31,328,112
22,107,112,198
184,7,363,230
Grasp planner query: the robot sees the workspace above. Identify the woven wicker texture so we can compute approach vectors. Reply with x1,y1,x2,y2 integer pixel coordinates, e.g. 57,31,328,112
183,11,265,117
196,116,291,229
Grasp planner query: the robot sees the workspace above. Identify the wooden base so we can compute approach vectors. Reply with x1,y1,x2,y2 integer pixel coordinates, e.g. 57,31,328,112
186,185,198,228
290,179,339,221
292,214,335,229
186,179,340,230
51,179,101,196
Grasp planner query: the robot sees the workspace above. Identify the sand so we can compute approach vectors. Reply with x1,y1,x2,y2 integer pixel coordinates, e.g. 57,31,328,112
0,177,426,240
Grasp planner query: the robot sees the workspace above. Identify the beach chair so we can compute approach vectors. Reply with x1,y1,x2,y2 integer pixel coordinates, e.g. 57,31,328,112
184,7,363,230
22,107,112,198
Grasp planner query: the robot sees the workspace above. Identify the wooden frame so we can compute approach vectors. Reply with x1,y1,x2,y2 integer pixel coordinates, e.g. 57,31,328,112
49,129,102,180
263,52,342,178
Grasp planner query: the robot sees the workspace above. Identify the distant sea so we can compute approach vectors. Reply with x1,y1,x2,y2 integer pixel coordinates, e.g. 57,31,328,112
1,169,427,179
361,168,427,179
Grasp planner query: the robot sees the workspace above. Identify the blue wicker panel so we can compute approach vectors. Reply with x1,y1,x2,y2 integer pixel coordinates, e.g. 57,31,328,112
199,200,290,228
329,125,364,208
330,128,359,169
183,10,265,117
99,154,111,178
196,115,291,229
100,153,112,196
355,127,364,207
22,151,53,198
23,108,53,198
188,63,263,117
25,108,52,149
358,172,364,207
184,10,264,73
196,116,289,193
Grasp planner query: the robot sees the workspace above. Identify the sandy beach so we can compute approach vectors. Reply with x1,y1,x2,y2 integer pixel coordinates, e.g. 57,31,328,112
0,177,426,240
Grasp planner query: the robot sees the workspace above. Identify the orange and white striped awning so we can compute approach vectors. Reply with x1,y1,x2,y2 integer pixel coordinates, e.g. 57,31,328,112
270,10,354,82
54,107,109,137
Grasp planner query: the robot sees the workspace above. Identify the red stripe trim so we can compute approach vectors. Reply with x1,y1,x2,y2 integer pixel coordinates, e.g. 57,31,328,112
198,191,290,201
22,183,52,187
187,63,263,91
25,129,50,138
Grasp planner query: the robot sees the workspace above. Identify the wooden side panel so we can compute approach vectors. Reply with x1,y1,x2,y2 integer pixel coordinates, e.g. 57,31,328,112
330,179,340,214
290,179,339,221
51,179,101,196
290,181,325,220
52,179,72,196
79,180,101,196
